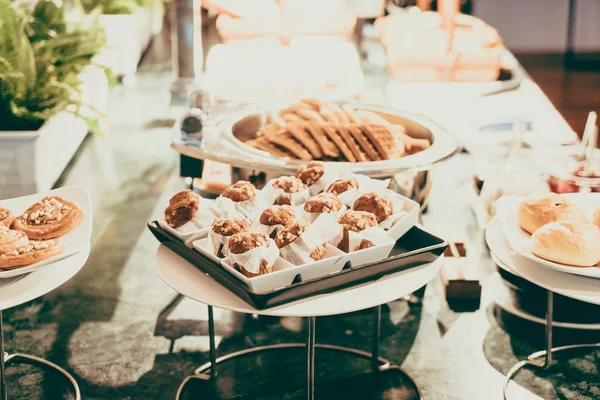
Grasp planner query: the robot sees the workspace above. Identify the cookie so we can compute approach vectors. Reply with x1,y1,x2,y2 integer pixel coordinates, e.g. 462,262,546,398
327,179,359,196
321,123,356,162
296,161,325,186
268,134,313,161
222,181,257,202
337,124,369,162
360,124,398,160
305,121,340,158
164,190,201,228
287,124,323,159
353,192,394,223
347,124,381,161
304,193,343,213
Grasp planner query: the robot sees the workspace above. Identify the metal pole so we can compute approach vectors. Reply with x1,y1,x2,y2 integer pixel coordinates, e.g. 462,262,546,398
170,0,202,100
543,291,554,368
372,305,381,372
565,0,576,68
306,316,316,400
208,305,217,378
0,311,6,400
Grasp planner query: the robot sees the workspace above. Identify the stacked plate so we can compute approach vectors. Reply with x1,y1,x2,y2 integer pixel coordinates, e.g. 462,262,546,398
485,193,600,325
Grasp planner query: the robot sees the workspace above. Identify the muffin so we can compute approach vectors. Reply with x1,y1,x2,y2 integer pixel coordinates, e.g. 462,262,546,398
337,210,378,252
271,176,307,205
304,193,343,214
327,179,359,196
259,205,297,227
221,181,257,202
164,190,201,228
353,192,393,223
211,217,251,257
228,232,273,277
275,220,326,261
296,161,325,186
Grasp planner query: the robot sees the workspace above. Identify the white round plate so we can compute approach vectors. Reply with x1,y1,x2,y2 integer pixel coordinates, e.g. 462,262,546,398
486,217,600,305
489,272,600,330
155,244,443,317
495,193,600,279
0,186,93,278
0,243,90,311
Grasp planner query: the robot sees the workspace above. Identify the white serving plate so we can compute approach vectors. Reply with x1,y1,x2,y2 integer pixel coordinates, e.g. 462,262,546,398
158,218,210,248
384,190,420,242
193,237,396,294
0,186,93,278
496,193,600,279
486,217,600,304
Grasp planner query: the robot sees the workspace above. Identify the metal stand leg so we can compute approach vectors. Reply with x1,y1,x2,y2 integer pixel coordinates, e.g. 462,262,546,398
503,291,600,399
176,305,421,400
0,310,80,400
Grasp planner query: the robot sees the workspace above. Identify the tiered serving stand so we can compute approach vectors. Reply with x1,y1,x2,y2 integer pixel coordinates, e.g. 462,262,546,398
485,218,600,400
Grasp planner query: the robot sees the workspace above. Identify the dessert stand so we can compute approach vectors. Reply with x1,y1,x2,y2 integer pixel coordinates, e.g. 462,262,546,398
155,244,444,400
485,218,600,400
0,245,90,400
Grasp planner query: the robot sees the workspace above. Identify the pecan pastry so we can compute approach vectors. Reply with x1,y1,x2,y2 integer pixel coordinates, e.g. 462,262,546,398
296,161,325,186
271,176,307,206
259,205,297,227
0,225,28,255
164,190,201,228
13,196,83,240
221,181,257,202
275,220,326,261
353,192,393,223
304,193,343,214
0,239,65,270
228,232,273,278
0,208,13,228
327,179,359,196
337,211,377,252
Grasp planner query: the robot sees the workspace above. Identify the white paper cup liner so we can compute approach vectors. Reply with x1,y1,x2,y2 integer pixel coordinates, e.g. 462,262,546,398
262,179,310,207
307,168,339,196
335,173,391,206
208,230,233,258
296,204,347,224
216,192,267,219
226,239,279,275
279,213,343,265
347,226,395,252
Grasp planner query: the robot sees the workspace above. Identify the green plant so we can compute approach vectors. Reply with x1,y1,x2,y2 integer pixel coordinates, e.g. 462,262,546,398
80,0,138,15
0,0,107,132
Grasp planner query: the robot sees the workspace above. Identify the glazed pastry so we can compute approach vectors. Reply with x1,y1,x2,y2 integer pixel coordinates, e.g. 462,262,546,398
271,176,307,206
0,225,28,255
531,221,600,267
337,210,378,252
296,161,325,186
518,193,587,235
353,192,393,223
275,220,326,261
0,240,65,270
0,208,13,227
221,181,257,202
304,193,343,214
327,179,358,196
164,190,201,228
13,196,83,240
228,232,273,278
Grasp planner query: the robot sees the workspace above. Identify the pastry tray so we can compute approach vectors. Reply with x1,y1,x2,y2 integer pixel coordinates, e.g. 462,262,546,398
148,221,448,309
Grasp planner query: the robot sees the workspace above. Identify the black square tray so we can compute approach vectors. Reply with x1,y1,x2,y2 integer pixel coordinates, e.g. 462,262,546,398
148,221,448,309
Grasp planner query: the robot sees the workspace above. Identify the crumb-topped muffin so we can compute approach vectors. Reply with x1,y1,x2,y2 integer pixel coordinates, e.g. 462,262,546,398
304,193,343,214
164,190,200,228
296,161,325,186
228,232,273,277
228,232,270,255
272,176,307,205
337,210,378,252
259,205,296,226
353,192,393,223
275,220,326,261
211,217,250,236
222,181,257,202
327,179,358,196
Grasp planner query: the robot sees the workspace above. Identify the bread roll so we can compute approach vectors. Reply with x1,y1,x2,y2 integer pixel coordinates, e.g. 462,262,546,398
531,220,600,267
593,207,600,229
518,194,587,234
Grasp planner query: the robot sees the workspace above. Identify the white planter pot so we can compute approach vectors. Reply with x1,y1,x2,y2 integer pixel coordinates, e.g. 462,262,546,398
0,112,89,199
151,0,164,35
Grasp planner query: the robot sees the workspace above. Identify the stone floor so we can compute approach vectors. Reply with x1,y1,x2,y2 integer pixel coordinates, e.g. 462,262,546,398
4,31,600,400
